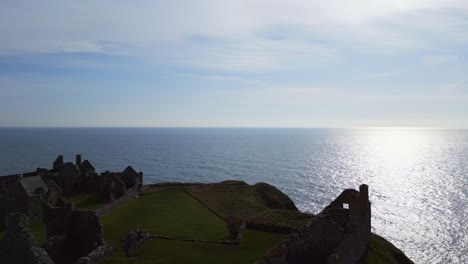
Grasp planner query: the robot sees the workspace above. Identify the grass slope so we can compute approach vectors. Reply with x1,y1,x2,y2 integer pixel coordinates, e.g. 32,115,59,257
184,182,312,231
101,187,228,248
68,193,108,210
366,234,414,264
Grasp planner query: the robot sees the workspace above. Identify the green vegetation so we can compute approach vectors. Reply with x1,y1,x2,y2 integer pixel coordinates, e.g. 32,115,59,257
0,182,412,264
253,182,298,210
99,186,287,263
0,222,46,245
185,182,313,231
101,230,285,264
68,193,108,210
101,188,228,248
366,234,414,264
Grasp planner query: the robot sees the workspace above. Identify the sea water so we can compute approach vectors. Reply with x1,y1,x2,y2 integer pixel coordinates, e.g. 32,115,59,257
0,128,466,263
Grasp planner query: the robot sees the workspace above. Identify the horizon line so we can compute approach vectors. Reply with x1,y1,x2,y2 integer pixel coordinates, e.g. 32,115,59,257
0,126,466,130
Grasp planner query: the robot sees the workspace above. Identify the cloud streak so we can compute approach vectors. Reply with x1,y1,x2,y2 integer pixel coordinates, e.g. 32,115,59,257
1,1,468,71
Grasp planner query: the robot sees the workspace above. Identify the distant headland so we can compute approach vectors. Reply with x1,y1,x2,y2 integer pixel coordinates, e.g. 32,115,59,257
0,155,412,264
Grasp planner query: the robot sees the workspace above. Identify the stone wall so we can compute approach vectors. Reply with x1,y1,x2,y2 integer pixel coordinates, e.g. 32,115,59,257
0,195,6,227
326,185,371,264
27,195,44,224
103,174,127,201
68,210,105,258
44,199,74,238
95,187,138,218
75,244,113,264
0,213,53,264
44,201,107,264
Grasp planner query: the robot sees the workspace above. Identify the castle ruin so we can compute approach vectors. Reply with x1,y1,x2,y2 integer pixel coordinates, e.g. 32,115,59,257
261,184,371,264
0,155,144,228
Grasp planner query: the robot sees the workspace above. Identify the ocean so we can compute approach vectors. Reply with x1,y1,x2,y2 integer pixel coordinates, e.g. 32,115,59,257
0,128,466,263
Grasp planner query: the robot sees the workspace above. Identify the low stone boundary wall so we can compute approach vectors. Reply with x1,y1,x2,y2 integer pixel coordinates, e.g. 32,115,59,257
151,235,240,246
119,229,240,260
246,222,296,234
148,182,206,188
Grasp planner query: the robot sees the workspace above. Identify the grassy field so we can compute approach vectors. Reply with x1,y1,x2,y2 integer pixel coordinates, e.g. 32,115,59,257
0,221,47,245
184,182,313,231
101,187,229,248
99,187,287,263
101,229,285,264
68,193,108,210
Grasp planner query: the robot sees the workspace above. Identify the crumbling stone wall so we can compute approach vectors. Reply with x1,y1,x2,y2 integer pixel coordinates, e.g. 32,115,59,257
75,244,113,264
0,194,6,227
44,199,74,238
44,201,107,264
42,176,62,206
27,195,44,224
69,210,105,258
5,180,30,218
103,173,127,201
0,213,53,264
326,185,371,264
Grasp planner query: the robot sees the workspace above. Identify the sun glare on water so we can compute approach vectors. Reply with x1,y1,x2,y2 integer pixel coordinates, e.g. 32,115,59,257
365,129,430,163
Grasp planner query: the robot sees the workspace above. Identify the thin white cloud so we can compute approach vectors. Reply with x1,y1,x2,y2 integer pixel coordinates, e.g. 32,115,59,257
362,72,393,79
169,72,265,86
423,55,458,66
1,1,468,71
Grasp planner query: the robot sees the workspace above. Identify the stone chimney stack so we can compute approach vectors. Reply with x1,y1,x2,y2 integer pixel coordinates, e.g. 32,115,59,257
76,154,82,167
359,184,369,202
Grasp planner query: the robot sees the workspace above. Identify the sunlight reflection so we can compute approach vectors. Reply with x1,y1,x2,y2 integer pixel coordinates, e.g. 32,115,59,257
364,129,430,164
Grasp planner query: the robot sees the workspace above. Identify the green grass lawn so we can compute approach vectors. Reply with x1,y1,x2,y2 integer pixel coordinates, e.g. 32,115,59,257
101,187,229,248
101,230,286,264
0,221,46,245
68,193,108,210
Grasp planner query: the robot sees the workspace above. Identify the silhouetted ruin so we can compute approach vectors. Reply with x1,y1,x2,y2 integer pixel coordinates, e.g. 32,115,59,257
0,155,144,228
260,184,371,264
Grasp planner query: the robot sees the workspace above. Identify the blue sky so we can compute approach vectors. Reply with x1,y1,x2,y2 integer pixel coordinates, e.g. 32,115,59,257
1,0,467,127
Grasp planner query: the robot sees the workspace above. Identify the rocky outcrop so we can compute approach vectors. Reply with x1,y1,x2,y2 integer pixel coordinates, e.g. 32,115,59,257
0,213,53,264
254,182,298,211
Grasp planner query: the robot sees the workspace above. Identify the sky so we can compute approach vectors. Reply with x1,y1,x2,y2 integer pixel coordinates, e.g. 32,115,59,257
0,0,467,128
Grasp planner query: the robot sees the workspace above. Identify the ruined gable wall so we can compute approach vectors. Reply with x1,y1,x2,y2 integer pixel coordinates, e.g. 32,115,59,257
58,163,80,194
27,195,44,224
326,185,371,264
260,184,371,264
